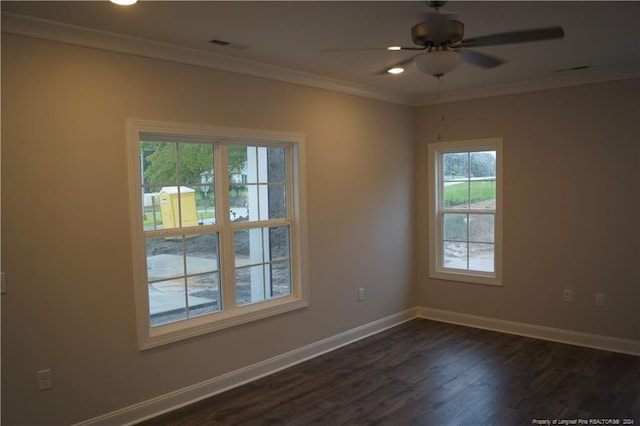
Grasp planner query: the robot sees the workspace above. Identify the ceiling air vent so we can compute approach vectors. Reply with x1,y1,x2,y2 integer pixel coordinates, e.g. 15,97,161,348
556,65,590,73
209,39,231,47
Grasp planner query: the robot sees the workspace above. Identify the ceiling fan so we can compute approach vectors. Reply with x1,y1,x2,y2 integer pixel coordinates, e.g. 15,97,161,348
329,1,565,78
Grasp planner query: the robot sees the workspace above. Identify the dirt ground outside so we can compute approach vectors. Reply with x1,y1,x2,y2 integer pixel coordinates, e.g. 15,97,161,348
147,229,291,326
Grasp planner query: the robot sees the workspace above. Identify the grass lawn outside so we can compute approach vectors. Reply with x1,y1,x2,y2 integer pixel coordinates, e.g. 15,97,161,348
444,180,495,208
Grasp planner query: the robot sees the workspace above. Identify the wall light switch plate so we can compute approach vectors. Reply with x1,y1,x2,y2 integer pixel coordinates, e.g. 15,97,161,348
38,369,53,391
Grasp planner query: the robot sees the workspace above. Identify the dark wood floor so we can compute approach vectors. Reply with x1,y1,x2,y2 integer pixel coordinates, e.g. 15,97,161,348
138,319,640,425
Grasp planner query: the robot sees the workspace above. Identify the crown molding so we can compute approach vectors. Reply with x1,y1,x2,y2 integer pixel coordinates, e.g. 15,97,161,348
1,12,415,106
415,65,640,106
3,12,638,108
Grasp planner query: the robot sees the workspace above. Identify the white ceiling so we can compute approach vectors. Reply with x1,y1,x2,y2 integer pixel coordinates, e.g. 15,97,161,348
2,1,639,105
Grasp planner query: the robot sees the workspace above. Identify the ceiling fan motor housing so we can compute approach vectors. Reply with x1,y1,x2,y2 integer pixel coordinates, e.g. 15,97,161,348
425,1,448,9
412,19,464,46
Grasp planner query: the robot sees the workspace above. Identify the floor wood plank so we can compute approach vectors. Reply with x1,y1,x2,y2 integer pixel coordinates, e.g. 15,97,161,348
137,319,640,425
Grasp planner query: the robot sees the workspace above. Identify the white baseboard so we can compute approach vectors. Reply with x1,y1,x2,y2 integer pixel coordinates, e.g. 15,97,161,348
75,308,417,426
418,306,640,356
75,306,638,425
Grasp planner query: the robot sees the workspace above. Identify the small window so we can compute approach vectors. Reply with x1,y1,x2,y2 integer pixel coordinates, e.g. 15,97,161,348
428,138,502,286
128,121,309,349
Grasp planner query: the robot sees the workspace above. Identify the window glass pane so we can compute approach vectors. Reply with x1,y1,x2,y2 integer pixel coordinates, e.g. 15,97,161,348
257,184,269,220
229,184,249,222
469,214,495,243
141,142,177,185
469,243,494,272
196,187,216,225
187,272,221,317
146,236,184,282
443,241,467,270
470,151,496,178
149,278,187,327
443,152,469,180
267,148,287,218
269,226,290,260
178,143,214,185
470,180,496,210
270,261,291,298
185,233,220,275
443,214,467,241
142,186,164,231
195,169,216,225
231,183,289,221
257,147,269,183
234,229,250,267
228,146,249,182
229,146,252,183
268,147,286,183
267,184,287,219
443,182,469,209
234,228,264,267
236,265,264,306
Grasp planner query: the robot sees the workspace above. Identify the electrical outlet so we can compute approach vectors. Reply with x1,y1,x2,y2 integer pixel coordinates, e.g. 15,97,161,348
38,369,53,391
563,289,573,303
357,288,365,302
595,293,604,306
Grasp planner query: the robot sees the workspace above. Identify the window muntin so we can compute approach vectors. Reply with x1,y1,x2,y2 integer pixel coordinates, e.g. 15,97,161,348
129,121,308,349
429,139,502,286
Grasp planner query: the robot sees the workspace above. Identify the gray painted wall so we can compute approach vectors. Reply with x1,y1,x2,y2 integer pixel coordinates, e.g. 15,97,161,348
415,79,640,341
1,34,415,425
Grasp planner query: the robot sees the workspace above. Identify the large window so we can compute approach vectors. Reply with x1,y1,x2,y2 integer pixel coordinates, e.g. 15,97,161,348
428,138,502,286
128,120,308,349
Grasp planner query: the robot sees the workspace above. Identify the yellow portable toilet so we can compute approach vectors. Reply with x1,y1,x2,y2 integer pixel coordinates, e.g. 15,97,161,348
159,186,198,229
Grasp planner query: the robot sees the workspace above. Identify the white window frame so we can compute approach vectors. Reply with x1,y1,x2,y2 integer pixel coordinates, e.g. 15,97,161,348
127,119,309,350
428,138,503,286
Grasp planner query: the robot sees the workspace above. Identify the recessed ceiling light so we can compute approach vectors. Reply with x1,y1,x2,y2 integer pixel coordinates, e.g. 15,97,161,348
387,67,405,74
110,0,137,5
387,46,402,51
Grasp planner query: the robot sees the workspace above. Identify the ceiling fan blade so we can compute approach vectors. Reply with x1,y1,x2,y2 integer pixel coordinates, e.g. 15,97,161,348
322,47,390,53
374,55,419,75
458,48,506,69
460,26,564,48
322,46,425,53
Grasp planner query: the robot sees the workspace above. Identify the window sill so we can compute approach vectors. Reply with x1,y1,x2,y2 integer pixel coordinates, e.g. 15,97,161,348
139,296,309,350
429,270,502,287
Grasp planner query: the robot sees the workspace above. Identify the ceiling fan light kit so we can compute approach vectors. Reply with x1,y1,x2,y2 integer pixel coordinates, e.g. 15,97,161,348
387,67,405,75
109,0,137,5
414,48,462,78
